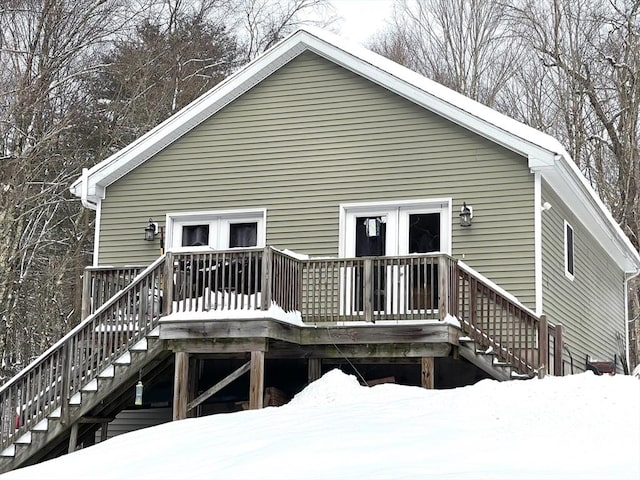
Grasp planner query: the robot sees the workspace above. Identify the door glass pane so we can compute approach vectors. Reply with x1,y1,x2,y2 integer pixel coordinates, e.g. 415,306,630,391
409,213,440,253
229,222,257,248
408,213,440,311
182,225,209,246
355,216,386,257
354,216,386,311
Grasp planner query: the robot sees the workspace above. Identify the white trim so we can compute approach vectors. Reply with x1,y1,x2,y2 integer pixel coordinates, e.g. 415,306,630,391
339,198,452,258
165,208,266,251
92,199,102,267
624,271,639,372
564,220,575,281
534,172,543,315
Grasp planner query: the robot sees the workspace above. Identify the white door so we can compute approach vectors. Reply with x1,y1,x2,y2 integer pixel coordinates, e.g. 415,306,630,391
341,201,450,318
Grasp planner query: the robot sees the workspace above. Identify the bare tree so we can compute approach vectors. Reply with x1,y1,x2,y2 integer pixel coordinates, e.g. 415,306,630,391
509,0,640,368
371,0,523,107
0,0,130,379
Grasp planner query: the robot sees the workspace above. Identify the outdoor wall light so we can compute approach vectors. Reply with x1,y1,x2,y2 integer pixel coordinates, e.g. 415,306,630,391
460,202,473,227
144,218,159,241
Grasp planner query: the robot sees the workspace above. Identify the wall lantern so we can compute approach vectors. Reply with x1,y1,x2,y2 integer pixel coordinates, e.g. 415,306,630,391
459,202,473,227
144,218,159,241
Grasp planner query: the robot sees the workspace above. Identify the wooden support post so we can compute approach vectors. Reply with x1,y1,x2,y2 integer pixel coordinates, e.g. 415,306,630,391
554,323,564,376
68,423,78,453
81,270,92,320
187,357,199,418
173,352,189,421
261,247,273,310
100,422,109,442
308,358,322,383
163,251,174,315
438,256,450,320
538,315,548,377
421,357,434,389
249,351,265,409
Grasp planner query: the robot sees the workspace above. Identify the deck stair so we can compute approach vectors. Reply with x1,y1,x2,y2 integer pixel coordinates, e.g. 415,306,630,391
0,256,169,473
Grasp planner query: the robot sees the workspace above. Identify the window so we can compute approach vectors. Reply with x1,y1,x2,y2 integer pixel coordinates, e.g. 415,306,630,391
167,209,265,251
564,221,574,279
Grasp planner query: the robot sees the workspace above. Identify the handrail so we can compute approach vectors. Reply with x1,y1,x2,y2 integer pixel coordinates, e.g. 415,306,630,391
455,262,562,376
0,254,167,449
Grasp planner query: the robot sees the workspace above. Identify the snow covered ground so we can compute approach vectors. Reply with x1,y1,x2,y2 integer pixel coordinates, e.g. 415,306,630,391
2,370,639,480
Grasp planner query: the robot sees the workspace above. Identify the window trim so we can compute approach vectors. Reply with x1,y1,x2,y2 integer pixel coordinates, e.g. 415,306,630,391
564,220,575,280
165,208,266,252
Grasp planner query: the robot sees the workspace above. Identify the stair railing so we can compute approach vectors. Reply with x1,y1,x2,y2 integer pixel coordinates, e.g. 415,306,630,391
0,254,167,450
456,261,563,376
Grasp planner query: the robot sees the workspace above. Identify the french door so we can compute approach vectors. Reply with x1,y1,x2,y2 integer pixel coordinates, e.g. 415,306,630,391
342,201,449,317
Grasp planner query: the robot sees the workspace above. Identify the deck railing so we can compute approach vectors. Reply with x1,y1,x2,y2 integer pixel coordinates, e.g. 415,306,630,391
83,248,562,376
0,248,562,449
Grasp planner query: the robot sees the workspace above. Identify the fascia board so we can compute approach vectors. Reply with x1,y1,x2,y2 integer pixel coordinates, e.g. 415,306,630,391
540,161,640,273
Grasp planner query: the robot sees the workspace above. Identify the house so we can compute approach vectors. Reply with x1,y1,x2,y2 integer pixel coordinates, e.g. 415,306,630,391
1,27,638,472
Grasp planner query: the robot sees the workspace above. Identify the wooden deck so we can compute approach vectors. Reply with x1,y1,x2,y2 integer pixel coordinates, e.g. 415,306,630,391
0,247,564,471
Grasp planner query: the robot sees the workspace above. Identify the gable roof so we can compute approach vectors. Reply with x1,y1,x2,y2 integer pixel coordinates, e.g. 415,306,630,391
70,27,640,273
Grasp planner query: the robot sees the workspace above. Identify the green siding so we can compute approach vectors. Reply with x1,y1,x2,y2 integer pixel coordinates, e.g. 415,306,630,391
541,181,625,372
99,51,536,306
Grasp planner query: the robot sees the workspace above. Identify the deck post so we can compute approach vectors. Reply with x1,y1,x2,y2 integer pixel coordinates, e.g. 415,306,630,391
363,259,373,323
261,247,273,310
438,256,450,320
538,315,548,376
421,357,434,389
60,342,71,426
249,351,265,409
554,323,564,376
163,252,174,315
81,269,92,320
308,358,322,383
173,352,189,420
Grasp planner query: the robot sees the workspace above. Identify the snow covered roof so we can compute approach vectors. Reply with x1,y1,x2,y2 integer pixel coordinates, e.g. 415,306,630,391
70,27,640,272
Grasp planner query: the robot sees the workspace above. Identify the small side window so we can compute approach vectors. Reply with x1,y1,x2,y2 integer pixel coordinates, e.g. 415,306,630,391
564,221,574,280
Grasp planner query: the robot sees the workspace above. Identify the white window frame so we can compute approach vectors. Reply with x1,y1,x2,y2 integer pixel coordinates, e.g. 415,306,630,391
564,220,575,280
165,208,266,252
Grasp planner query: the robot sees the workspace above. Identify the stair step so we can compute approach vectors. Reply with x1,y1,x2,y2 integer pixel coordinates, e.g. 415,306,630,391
32,418,49,432
114,352,131,365
147,326,160,338
69,392,82,405
48,407,61,419
98,365,115,378
459,336,473,343
0,445,15,458
15,432,31,445
82,379,99,392
131,338,148,351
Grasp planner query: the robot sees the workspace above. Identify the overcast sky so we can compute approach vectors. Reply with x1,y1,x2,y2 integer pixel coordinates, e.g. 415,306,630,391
331,0,395,44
